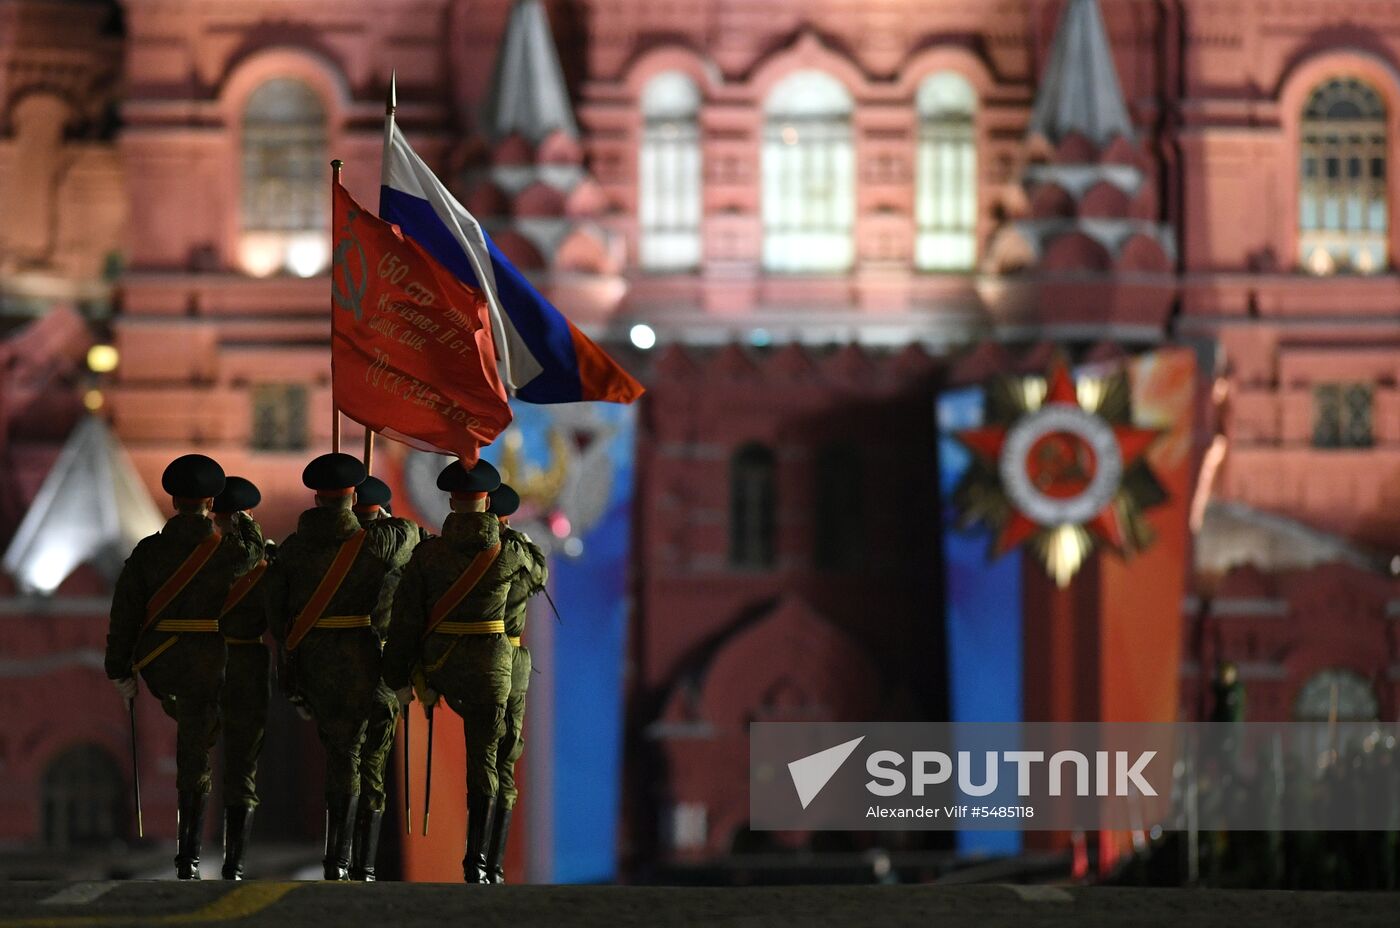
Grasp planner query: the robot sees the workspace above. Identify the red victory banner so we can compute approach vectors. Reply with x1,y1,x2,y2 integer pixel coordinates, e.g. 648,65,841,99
331,181,511,464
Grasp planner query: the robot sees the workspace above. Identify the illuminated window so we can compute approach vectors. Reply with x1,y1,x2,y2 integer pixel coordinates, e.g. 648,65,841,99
251,383,308,451
639,72,702,271
916,73,977,271
42,745,126,847
730,443,776,569
1299,77,1387,275
1294,668,1378,722
241,78,329,277
1312,382,1373,448
762,71,854,273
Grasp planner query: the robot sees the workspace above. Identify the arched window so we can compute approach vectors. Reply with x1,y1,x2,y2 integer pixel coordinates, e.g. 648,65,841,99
1294,668,1379,722
639,72,702,272
814,442,862,569
1299,77,1387,275
240,78,329,278
916,73,977,271
762,71,855,273
730,443,776,569
42,744,126,847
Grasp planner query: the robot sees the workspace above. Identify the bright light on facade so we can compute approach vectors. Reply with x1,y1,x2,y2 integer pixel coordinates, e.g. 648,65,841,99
629,323,657,350
82,389,104,411
86,344,119,373
286,233,330,278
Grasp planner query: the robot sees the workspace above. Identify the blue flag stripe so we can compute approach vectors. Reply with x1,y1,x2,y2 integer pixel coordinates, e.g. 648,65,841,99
379,185,585,403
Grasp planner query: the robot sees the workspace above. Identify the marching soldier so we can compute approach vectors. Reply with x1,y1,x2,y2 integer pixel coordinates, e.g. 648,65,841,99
264,453,418,881
348,473,424,881
211,476,272,880
484,483,547,884
105,454,263,880
384,459,525,883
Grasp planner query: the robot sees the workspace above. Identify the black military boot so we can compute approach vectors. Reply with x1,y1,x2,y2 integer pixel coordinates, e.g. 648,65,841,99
484,803,513,884
349,804,384,882
175,791,208,880
322,793,358,880
462,794,497,884
221,804,256,880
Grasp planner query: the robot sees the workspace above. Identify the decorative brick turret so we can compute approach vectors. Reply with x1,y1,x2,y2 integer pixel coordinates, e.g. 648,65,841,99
982,0,1176,335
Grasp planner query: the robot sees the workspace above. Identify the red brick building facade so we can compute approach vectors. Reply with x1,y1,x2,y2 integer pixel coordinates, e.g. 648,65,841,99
3,0,1400,874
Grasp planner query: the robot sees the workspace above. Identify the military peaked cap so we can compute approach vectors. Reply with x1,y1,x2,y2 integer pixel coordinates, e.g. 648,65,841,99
212,475,261,513
302,453,367,492
162,454,225,499
356,476,393,510
489,484,521,517
436,458,501,496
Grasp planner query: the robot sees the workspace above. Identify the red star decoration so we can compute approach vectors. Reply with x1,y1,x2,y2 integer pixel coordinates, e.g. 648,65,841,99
957,359,1160,558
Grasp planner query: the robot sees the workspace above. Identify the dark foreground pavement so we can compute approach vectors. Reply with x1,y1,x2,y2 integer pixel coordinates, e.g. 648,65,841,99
1,881,1397,928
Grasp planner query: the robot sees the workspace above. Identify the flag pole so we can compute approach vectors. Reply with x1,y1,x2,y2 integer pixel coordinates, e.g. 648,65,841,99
358,75,397,473
330,158,344,454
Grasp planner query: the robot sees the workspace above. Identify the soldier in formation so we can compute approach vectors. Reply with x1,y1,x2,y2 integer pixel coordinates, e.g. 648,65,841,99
104,455,264,879
383,459,528,883
211,476,273,880
263,453,419,881
483,483,548,883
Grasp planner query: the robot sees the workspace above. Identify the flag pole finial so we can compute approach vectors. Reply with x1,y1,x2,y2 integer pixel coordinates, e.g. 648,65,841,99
387,71,397,117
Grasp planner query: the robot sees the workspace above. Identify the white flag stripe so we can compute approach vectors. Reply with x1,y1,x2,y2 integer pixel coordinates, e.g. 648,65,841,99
380,122,543,394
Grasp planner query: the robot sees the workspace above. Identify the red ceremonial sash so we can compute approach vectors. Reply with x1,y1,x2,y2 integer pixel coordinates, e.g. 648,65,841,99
423,544,502,638
220,559,269,617
285,531,367,651
142,529,223,632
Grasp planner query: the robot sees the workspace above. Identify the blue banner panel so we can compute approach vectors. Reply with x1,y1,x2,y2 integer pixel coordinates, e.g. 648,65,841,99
481,402,636,883
937,387,1022,856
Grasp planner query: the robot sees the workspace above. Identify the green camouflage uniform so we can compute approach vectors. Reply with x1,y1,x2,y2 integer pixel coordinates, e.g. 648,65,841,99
495,526,547,808
218,531,272,808
264,503,418,810
105,512,264,796
357,513,427,817
383,511,524,799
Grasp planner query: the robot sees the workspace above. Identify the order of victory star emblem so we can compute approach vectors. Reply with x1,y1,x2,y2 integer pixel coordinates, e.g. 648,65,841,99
952,357,1167,587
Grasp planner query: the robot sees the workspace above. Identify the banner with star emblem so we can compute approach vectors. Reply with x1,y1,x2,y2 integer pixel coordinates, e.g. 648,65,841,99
937,347,1199,855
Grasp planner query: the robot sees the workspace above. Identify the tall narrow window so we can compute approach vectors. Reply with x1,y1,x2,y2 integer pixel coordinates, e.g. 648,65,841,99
640,72,702,271
251,383,309,451
916,73,977,271
1312,382,1373,448
814,442,862,569
762,71,855,273
730,443,776,569
42,745,126,847
241,78,329,278
1299,77,1387,275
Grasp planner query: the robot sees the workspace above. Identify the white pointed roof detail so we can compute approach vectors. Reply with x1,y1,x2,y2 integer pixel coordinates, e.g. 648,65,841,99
1028,0,1133,145
2,416,165,594
481,0,579,143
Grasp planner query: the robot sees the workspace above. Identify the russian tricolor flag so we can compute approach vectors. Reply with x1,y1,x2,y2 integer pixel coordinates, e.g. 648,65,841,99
379,121,643,405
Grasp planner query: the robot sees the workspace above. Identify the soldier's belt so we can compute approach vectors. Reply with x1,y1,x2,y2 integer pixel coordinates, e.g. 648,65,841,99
509,636,522,647
433,620,506,636
314,615,372,630
153,619,219,632
223,635,264,646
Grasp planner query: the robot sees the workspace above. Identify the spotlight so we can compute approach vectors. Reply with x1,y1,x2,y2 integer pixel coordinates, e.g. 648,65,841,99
87,344,119,373
629,323,657,350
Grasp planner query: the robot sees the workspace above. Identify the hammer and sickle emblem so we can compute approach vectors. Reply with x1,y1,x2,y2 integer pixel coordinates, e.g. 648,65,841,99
332,207,369,321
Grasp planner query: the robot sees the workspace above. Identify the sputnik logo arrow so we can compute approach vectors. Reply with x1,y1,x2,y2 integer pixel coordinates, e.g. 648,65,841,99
788,736,865,809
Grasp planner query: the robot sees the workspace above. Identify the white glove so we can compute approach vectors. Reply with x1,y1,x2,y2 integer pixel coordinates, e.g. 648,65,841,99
395,686,414,706
295,703,313,721
112,677,137,701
